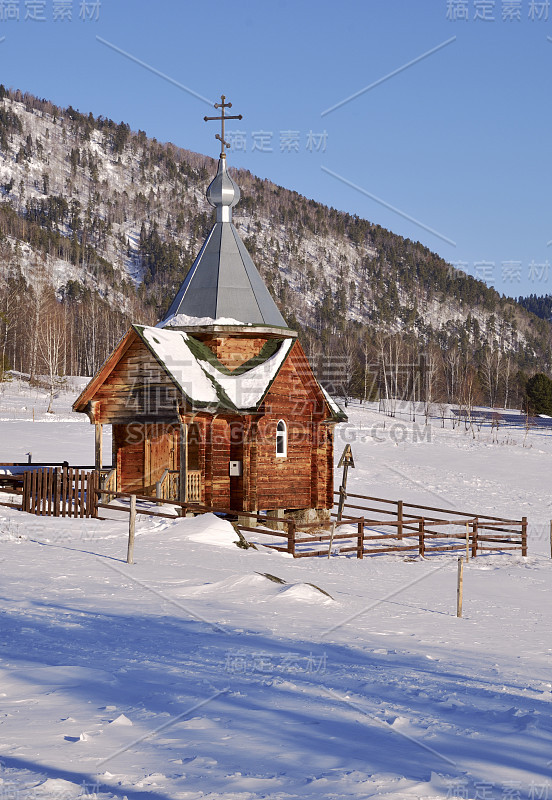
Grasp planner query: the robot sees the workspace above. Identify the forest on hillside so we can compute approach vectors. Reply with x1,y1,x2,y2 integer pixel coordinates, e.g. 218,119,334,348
0,86,550,412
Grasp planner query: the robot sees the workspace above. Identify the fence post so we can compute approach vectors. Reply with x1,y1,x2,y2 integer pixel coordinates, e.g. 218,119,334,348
53,468,60,517
127,494,136,564
465,522,470,562
418,518,425,557
471,520,478,558
327,521,336,559
22,471,29,513
92,471,99,519
521,516,527,557
457,557,463,618
357,517,364,559
287,519,296,557
397,500,403,540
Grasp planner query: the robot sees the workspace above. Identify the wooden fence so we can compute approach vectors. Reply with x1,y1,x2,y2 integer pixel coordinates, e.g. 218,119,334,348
91,487,526,560
10,468,528,560
22,467,98,518
334,490,527,556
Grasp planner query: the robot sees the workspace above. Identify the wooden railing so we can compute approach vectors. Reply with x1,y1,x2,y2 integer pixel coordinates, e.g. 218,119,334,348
155,470,202,503
99,468,116,504
187,470,201,502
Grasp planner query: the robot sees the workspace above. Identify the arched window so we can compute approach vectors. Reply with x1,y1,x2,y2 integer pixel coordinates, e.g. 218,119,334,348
276,420,287,457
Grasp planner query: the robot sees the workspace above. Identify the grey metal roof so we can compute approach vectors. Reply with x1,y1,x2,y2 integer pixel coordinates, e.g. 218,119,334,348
160,157,290,330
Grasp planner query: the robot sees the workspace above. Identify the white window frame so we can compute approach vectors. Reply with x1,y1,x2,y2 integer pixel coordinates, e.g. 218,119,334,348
276,419,287,457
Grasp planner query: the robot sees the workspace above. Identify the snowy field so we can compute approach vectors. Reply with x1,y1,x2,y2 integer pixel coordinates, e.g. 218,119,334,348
0,380,551,799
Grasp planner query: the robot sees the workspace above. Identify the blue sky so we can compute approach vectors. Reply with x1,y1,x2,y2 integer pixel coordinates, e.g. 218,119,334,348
1,0,552,298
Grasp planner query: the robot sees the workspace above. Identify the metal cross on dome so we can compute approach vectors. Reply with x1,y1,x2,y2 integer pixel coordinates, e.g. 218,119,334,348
204,95,243,157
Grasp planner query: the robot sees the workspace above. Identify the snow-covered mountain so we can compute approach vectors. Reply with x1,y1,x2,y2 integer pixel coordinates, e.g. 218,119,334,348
0,87,550,385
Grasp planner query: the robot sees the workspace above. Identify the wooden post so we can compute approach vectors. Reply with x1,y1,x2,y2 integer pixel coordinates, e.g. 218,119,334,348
22,471,29,513
521,516,527,557
336,445,354,522
327,521,336,558
53,468,60,517
457,557,463,618
287,519,296,557
397,500,403,540
95,423,103,472
465,522,470,562
357,517,364,559
127,494,136,564
179,421,188,516
418,518,425,557
471,520,478,558
337,485,346,523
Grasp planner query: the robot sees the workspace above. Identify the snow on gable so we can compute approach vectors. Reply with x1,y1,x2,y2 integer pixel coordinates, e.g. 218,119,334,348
202,338,294,409
139,326,226,408
157,313,247,329
320,385,348,422
137,325,293,412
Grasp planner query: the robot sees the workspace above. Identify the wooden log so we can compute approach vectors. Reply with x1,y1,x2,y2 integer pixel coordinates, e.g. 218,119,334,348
95,424,103,472
41,468,47,516
521,516,527,557
477,545,523,551
179,421,188,512
471,520,478,558
418,518,425,557
61,467,68,518
127,494,136,564
30,469,36,514
357,517,364,559
347,544,419,555
53,468,60,517
397,500,403,540
48,468,54,516
237,526,289,538
95,502,177,520
336,491,522,525
287,520,296,556
22,471,29,513
69,468,75,518
80,470,86,518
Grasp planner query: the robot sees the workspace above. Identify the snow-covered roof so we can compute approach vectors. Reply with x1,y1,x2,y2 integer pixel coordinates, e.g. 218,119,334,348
137,325,295,413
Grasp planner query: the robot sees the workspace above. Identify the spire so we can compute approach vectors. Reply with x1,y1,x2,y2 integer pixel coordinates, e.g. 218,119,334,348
158,96,292,332
206,156,240,223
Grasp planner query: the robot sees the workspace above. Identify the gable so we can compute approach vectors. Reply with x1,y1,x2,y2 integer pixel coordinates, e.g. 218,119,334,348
261,340,347,422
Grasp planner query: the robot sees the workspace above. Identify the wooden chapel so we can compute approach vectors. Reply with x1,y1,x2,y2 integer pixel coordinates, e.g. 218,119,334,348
73,97,346,520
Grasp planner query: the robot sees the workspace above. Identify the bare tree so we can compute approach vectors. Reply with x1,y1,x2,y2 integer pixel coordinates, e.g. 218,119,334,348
37,301,66,412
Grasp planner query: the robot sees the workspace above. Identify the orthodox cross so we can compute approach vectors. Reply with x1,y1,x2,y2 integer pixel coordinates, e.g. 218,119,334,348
204,95,243,157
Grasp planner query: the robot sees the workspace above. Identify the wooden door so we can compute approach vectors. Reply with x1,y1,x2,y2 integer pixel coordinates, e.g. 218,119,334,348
146,425,172,495
114,423,145,494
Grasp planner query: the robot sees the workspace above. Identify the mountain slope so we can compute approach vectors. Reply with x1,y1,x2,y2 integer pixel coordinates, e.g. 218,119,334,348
0,86,550,398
